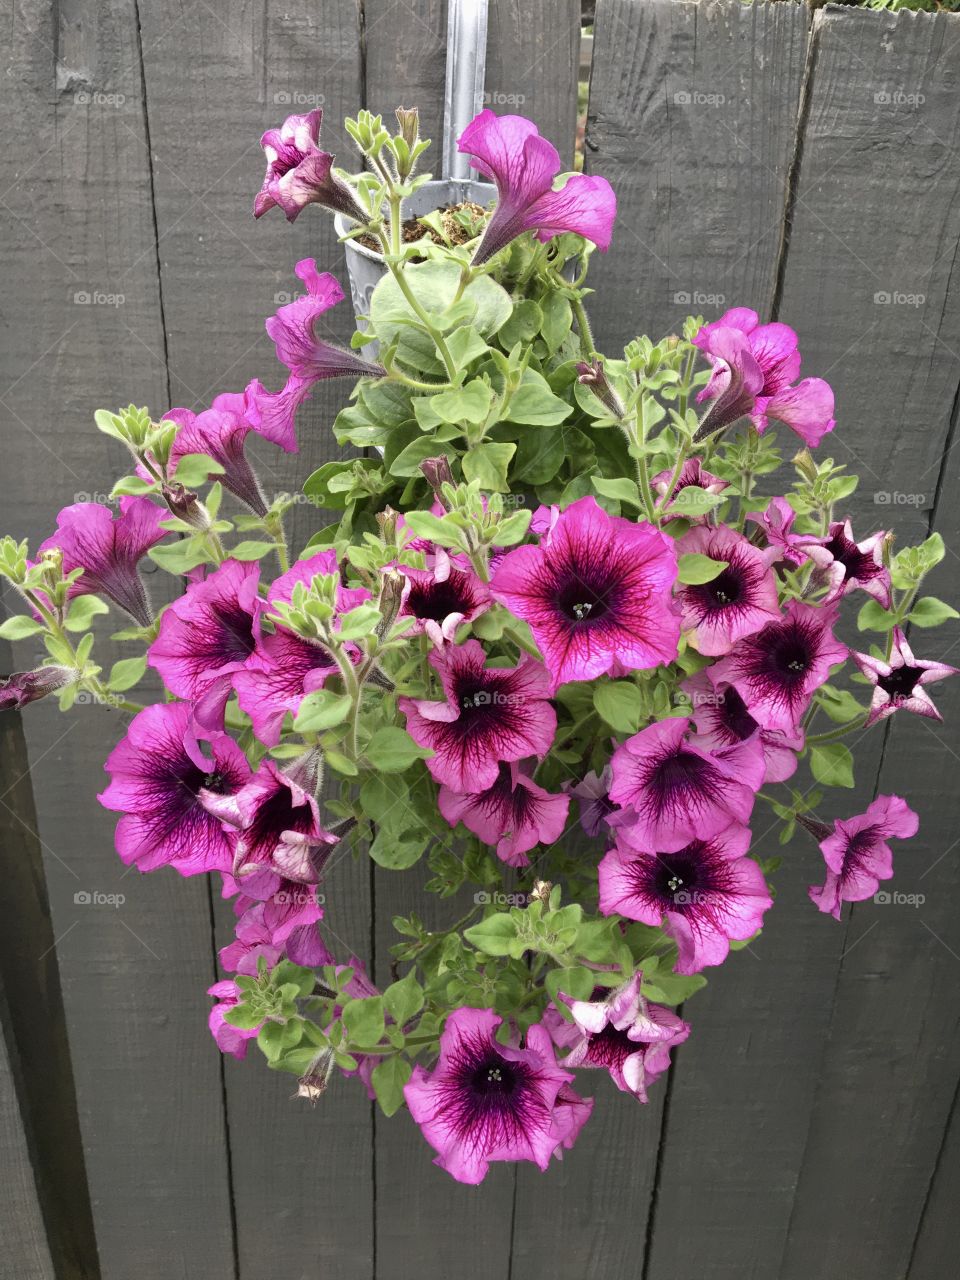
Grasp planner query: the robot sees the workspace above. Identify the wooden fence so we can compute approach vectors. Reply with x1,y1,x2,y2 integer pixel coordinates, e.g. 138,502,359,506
1,1,959,1276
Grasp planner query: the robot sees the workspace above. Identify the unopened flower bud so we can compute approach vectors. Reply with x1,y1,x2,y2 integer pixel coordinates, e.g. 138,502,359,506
395,106,419,150
162,483,209,531
377,569,406,638
0,665,77,711
575,360,625,419
377,506,400,544
796,813,833,843
530,879,553,904
420,456,455,503
294,1046,336,1105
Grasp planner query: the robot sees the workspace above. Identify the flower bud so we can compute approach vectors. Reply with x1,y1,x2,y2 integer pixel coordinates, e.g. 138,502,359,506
377,569,406,638
294,1046,336,1105
796,813,833,843
395,106,420,151
0,665,77,711
420,456,455,504
575,359,625,419
162,483,209,531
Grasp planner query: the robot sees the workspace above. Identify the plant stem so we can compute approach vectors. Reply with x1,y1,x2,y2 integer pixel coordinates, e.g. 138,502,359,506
376,231,458,381
571,295,596,360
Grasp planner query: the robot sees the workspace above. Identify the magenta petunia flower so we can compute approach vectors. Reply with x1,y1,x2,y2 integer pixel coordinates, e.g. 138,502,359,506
745,496,809,568
457,111,616,266
564,767,615,838
675,524,780,656
162,402,267,516
399,639,557,792
693,308,836,447
652,457,729,521
608,717,763,853
799,518,891,609
99,701,252,876
0,665,76,711
709,600,847,735
207,980,263,1060
39,497,166,627
148,558,262,729
254,108,368,223
684,672,802,784
491,495,680,691
438,761,570,867
807,795,919,920
403,1006,592,1185
397,555,491,647
544,974,690,1100
852,627,958,727
599,822,772,972
233,552,366,747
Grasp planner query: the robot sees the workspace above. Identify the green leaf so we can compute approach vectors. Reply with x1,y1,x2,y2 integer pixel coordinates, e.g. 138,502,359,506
148,538,214,574
389,436,455,479
64,595,110,631
230,540,276,561
461,442,515,492
641,971,708,1006
503,371,571,427
383,973,425,1027
172,452,224,487
336,603,382,640
809,741,855,788
856,599,898,633
0,615,44,640
677,553,729,585
816,686,864,724
429,380,493,426
293,689,353,733
365,726,432,772
371,1055,412,1118
495,510,533,546
445,326,489,369
908,596,960,628
223,1003,263,1031
540,292,573,355
545,965,597,1004
592,476,642,508
107,655,148,692
666,486,725,517
341,996,385,1048
369,825,428,870
593,680,644,734
497,298,543,348
464,914,526,959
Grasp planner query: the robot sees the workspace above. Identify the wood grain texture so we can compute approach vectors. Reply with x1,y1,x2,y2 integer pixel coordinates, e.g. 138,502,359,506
908,1076,960,1278
0,981,55,1280
133,3,374,1276
0,2,236,1275
586,0,809,351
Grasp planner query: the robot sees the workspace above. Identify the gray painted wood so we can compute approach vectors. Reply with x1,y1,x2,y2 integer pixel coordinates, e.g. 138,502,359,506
134,3,375,1276
0,2,237,1275
0,984,55,1280
908,1076,960,1278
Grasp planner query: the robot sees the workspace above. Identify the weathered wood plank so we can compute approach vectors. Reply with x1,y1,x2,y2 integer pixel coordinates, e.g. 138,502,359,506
134,3,374,1276
908,1075,960,1278
0,3,237,1274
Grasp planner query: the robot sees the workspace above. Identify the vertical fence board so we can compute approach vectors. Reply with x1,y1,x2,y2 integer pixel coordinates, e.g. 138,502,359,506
134,3,374,1276
908,1079,960,1279
0,2,237,1275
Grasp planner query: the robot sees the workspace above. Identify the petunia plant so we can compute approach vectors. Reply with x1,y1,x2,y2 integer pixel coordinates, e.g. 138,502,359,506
2,105,958,1185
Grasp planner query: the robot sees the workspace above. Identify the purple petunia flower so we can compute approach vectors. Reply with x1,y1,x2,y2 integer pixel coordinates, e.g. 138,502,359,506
491,495,680,691
652,457,730,522
544,974,690,1100
745,496,809,569
438,760,570,867
207,980,262,1059
244,260,384,454
148,558,262,729
693,308,836,447
564,767,615,838
608,717,763,854
709,600,847,736
233,551,367,747
39,497,166,627
254,108,368,224
399,639,557,793
403,1006,592,1185
99,701,252,876
599,822,772,973
457,111,617,266
675,523,780,656
684,671,803,784
807,795,919,920
0,664,77,711
397,555,491,648
162,401,268,516
852,627,958,727
799,518,892,609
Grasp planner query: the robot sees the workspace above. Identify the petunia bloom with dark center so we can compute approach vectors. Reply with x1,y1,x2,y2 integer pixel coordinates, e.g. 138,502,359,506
403,1007,592,1184
599,822,772,972
608,716,763,853
800,518,891,609
438,760,570,867
676,523,780,656
398,557,491,647
852,626,958,727
491,495,680,691
684,672,803,784
709,600,847,735
39,497,167,628
399,639,557,793
99,701,251,876
807,794,918,919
